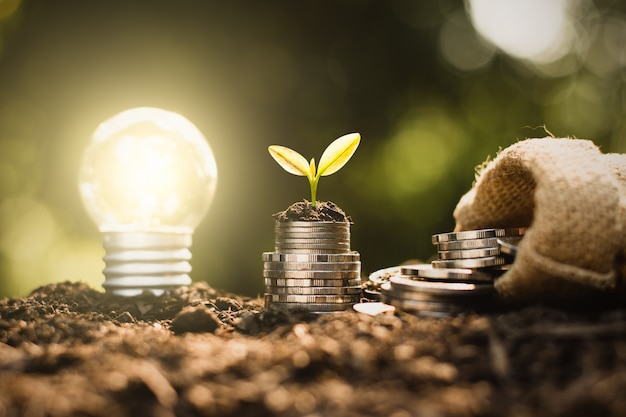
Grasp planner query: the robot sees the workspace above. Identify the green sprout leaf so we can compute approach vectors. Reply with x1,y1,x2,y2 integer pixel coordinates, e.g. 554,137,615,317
268,145,314,181
317,133,361,177
268,133,361,207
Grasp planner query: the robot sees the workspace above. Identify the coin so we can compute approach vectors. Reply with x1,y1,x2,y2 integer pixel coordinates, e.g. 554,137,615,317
361,266,401,300
276,248,352,254
489,263,512,272
265,302,356,312
274,248,351,255
274,229,350,236
262,252,360,262
274,224,350,235
436,237,500,251
431,256,506,269
381,291,466,314
274,232,350,239
400,264,494,283
264,278,362,287
497,238,519,256
431,227,526,244
388,275,494,297
367,266,401,286
263,261,361,271
275,238,350,245
382,283,475,303
265,285,362,295
263,269,360,279
383,284,493,304
275,221,350,227
264,293,361,304
353,302,396,316
275,242,351,250
437,247,501,260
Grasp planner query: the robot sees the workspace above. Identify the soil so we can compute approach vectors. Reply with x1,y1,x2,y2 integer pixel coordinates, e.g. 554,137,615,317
273,200,352,223
2,282,626,417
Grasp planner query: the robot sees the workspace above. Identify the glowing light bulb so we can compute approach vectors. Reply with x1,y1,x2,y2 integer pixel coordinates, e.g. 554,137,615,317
79,107,218,296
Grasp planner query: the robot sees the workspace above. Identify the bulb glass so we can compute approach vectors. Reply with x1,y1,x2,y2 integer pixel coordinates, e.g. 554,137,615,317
79,107,217,233
78,107,218,296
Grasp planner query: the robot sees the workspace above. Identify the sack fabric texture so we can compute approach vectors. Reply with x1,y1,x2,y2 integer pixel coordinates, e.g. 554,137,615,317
453,137,626,304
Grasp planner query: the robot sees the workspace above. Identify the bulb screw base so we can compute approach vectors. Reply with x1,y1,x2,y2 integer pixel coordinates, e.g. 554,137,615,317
101,231,193,297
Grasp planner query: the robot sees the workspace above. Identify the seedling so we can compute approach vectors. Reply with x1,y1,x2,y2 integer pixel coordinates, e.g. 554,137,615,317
268,133,360,207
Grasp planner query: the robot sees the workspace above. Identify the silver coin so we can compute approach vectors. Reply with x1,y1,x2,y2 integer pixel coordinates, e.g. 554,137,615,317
263,261,361,271
262,252,360,262
265,301,356,312
388,275,494,297
263,270,360,279
353,302,396,316
383,284,493,304
275,229,350,236
274,241,350,249
431,227,526,244
400,264,494,283
275,225,350,233
362,288,382,301
264,293,361,304
436,237,500,251
367,266,401,286
381,291,467,314
264,278,362,287
437,247,501,260
274,249,352,255
274,248,351,255
276,221,350,228
489,263,513,272
265,285,362,295
497,238,519,256
275,238,350,245
274,232,350,239
431,256,507,269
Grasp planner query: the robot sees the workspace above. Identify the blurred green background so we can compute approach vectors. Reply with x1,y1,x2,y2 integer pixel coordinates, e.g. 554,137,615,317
0,0,624,298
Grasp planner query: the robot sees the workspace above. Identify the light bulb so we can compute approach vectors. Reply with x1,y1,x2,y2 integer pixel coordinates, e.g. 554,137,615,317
79,107,218,296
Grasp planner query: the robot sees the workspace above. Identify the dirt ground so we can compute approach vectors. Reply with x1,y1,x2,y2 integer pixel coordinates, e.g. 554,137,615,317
1,281,626,417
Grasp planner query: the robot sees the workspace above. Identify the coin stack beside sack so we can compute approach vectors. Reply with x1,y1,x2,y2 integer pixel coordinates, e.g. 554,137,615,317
263,221,362,313
377,227,525,317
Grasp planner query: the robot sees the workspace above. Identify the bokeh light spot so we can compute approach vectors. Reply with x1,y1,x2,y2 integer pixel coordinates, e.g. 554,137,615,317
0,0,21,20
439,9,495,72
467,0,575,64
45,238,104,291
585,16,626,76
381,108,467,200
0,197,56,262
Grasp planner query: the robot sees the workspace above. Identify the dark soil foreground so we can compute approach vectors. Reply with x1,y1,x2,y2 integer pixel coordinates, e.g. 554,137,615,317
2,282,626,417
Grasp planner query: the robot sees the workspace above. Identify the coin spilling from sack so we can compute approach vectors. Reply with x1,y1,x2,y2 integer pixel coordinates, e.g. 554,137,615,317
264,221,361,313
364,227,525,317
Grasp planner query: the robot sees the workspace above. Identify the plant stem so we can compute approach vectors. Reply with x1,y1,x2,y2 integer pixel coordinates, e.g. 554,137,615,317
310,178,318,207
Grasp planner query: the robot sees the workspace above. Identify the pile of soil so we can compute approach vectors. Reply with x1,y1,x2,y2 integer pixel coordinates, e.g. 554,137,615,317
2,281,626,416
273,200,352,223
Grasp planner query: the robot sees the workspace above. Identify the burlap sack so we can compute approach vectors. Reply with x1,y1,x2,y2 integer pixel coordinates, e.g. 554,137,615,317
453,137,626,304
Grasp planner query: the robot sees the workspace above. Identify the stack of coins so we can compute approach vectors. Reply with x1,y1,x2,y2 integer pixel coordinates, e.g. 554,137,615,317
264,221,362,313
377,227,525,316
431,228,525,271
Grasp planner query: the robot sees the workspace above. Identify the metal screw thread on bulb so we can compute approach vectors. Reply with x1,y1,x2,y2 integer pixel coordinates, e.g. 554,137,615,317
101,231,193,296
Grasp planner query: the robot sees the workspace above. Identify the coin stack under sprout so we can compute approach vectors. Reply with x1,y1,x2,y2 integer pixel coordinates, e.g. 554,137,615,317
379,227,525,317
263,221,362,313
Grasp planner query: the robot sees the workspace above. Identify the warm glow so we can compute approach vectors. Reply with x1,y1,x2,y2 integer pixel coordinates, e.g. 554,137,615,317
79,107,218,233
467,0,575,64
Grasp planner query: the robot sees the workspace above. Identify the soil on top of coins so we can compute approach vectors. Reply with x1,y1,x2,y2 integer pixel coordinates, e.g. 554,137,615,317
2,281,626,417
273,200,352,223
